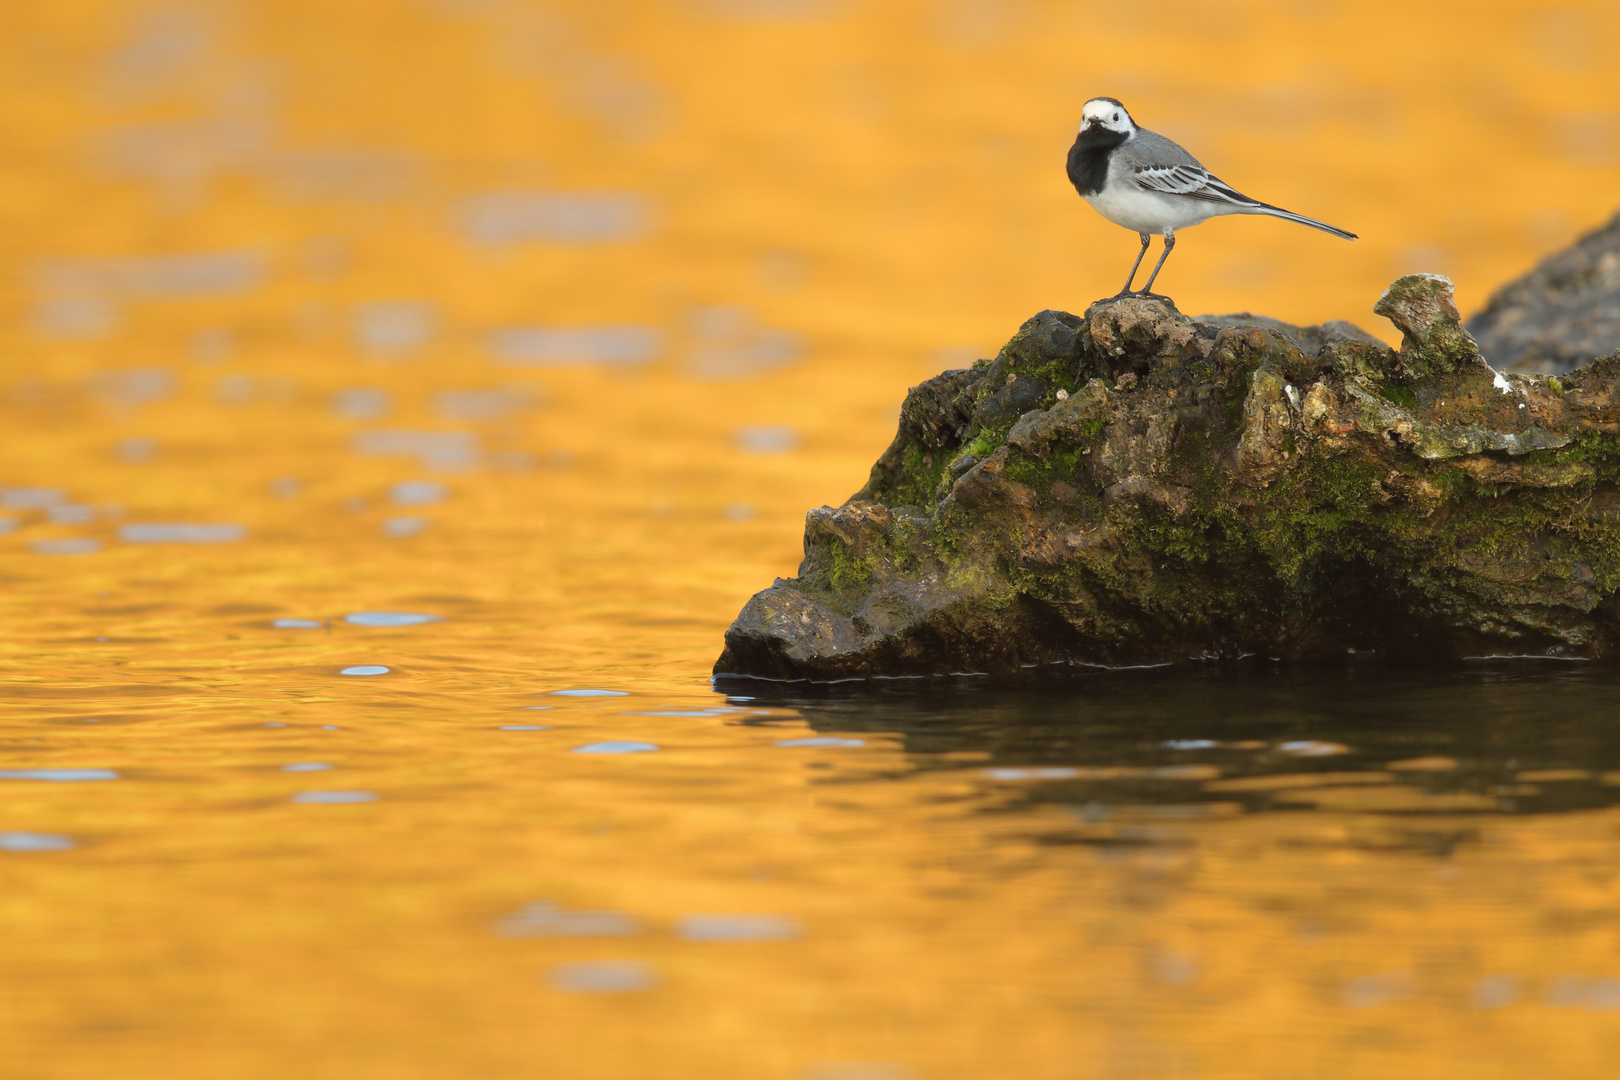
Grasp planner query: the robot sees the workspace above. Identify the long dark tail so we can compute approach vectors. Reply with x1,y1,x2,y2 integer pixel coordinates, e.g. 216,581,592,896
1249,202,1358,240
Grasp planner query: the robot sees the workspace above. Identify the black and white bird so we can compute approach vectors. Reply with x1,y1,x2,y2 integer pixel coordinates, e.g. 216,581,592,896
1067,97,1356,299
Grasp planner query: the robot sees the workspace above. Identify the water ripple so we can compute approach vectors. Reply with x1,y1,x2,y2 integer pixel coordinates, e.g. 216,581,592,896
496,902,639,937
571,741,658,754
0,831,76,852
548,960,656,993
777,736,865,749
676,914,801,941
291,790,376,804
0,768,119,782
344,611,442,627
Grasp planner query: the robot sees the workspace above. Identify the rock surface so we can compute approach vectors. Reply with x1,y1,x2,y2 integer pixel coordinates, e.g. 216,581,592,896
715,273,1620,680
1468,211,1620,373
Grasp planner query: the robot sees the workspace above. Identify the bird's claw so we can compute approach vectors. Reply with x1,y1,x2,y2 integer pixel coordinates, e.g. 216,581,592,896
1093,289,1174,305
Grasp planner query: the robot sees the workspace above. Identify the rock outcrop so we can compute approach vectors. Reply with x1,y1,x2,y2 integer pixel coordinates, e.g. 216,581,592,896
715,274,1620,680
1469,211,1620,373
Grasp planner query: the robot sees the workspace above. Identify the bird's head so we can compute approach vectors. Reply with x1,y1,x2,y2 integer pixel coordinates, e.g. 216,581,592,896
1079,97,1135,137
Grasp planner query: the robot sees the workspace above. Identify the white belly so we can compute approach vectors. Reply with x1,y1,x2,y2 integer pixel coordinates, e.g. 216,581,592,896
1083,177,1224,235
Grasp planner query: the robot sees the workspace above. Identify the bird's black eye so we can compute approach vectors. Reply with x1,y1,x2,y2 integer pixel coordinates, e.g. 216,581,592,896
1113,113,1120,122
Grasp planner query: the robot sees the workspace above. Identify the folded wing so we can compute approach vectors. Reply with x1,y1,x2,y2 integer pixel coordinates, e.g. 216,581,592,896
1130,164,1260,206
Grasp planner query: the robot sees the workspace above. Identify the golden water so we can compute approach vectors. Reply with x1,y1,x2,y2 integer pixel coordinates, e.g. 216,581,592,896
4,1,1620,1076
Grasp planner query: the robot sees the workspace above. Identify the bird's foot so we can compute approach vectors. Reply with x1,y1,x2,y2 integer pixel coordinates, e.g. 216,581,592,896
1088,289,1176,311
1093,289,1174,305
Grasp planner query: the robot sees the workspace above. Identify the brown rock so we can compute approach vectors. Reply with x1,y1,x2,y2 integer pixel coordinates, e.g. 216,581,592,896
717,280,1620,680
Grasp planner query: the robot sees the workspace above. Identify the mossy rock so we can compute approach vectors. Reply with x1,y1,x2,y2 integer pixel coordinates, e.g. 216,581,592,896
717,276,1620,679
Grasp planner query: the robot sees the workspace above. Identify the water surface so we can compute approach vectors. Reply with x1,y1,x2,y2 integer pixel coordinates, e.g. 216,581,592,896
3,2,1620,1078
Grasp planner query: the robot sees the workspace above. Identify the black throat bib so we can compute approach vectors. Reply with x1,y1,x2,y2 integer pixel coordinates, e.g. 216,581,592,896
1067,127,1127,198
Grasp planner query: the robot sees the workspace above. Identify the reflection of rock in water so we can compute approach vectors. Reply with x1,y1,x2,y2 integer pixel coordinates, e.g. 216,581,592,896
717,274,1620,679
712,669,1620,826
1468,211,1620,373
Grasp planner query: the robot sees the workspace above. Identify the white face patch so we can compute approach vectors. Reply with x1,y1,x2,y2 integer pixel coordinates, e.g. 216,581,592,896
1081,99,1131,132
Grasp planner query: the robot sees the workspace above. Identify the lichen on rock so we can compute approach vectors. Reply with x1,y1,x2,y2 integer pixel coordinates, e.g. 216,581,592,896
716,274,1620,680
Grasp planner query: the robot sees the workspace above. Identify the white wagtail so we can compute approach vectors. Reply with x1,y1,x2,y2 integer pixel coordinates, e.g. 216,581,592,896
1068,97,1356,299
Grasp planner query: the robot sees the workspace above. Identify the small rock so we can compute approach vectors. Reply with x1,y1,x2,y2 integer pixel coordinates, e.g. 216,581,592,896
1373,273,1487,379
1468,211,1620,374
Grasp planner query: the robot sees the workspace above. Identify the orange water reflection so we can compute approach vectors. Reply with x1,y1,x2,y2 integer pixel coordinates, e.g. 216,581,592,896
3,1,1620,1077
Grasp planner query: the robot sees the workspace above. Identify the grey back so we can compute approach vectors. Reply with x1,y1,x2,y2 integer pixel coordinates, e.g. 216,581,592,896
1118,128,1204,171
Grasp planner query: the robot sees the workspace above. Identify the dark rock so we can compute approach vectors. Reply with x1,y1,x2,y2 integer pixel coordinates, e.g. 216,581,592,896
716,275,1620,680
1197,312,1384,357
1468,211,1620,373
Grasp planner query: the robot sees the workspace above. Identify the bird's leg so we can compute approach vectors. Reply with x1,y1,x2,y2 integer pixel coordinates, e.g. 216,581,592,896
1114,232,1151,297
1134,229,1175,299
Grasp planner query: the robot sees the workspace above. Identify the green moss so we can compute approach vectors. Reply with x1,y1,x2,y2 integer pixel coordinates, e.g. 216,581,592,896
1376,383,1419,411
886,443,950,508
1121,508,1222,566
825,540,872,590
928,521,999,592
1005,446,1084,490
965,429,1000,460
1417,462,1620,588
946,410,1620,643
1424,465,1492,501
1438,496,1530,561
997,413,1620,626
1246,456,1389,582
1437,487,1595,569
1029,356,1080,404
1548,431,1620,470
